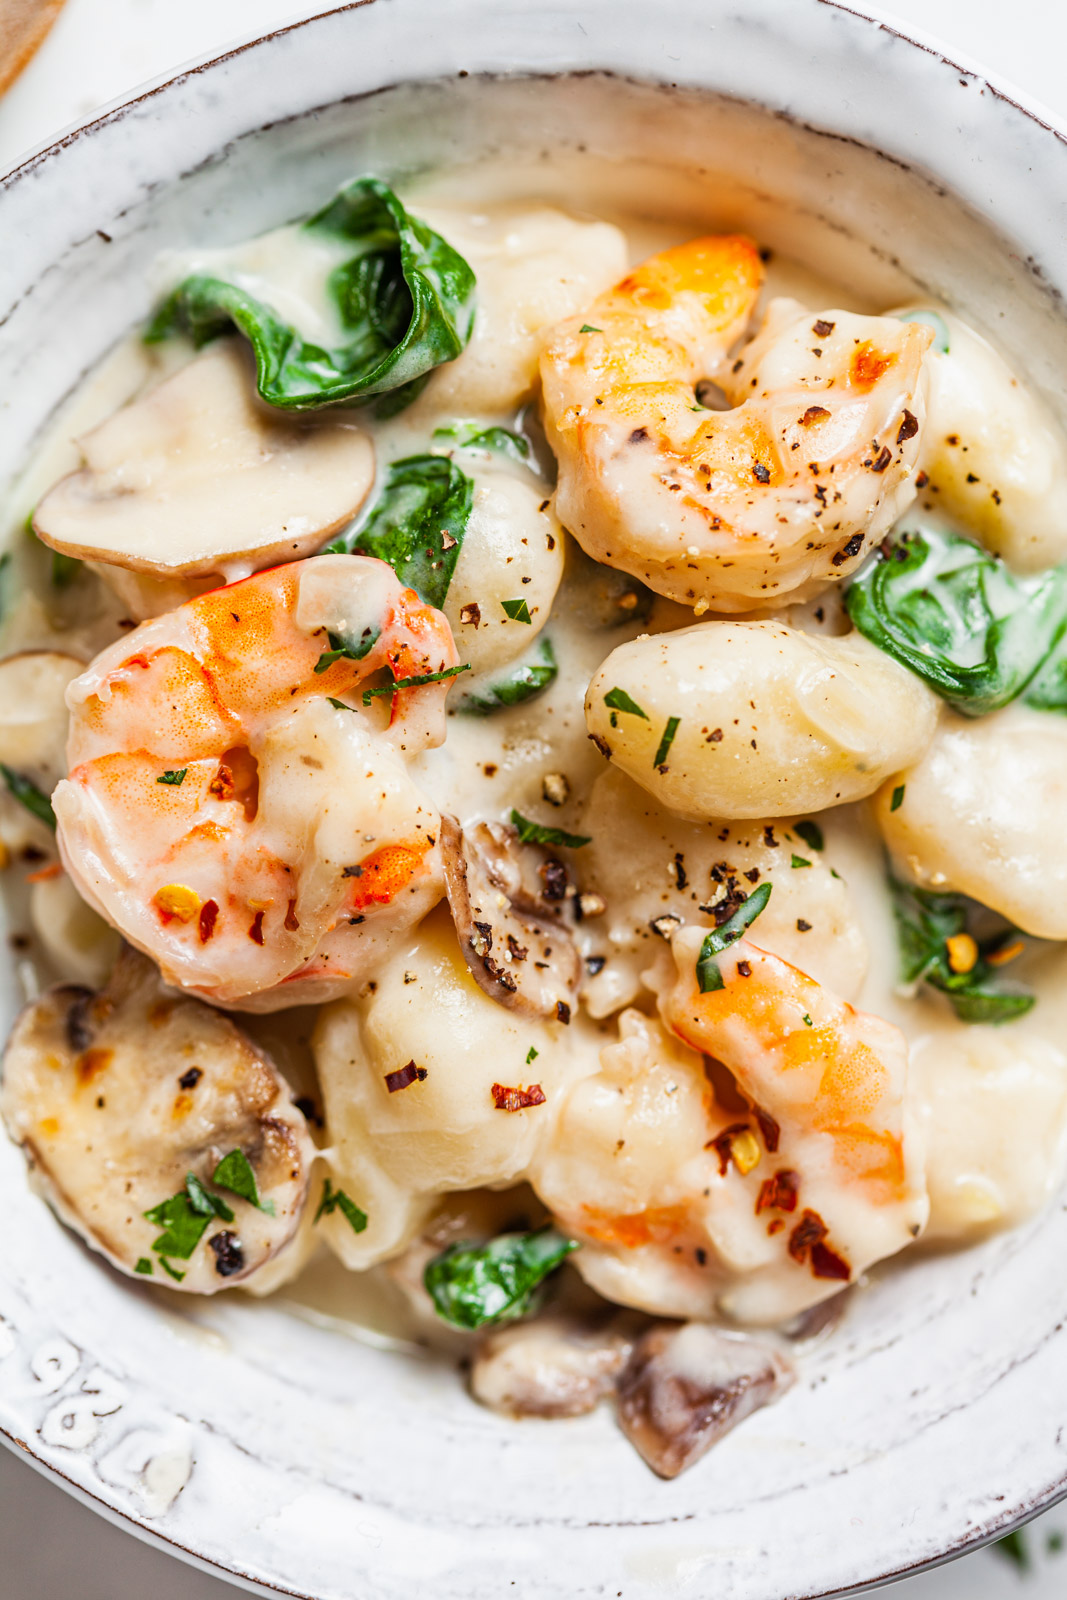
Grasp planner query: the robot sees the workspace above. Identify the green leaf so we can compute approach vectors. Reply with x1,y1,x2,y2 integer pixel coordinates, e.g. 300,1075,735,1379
1,765,56,830
184,1172,234,1222
158,1258,186,1283
361,663,469,705
134,1257,154,1276
579,324,602,334
458,636,558,716
900,308,951,354
791,854,812,869
328,453,473,610
314,1178,368,1234
327,697,356,712
212,1149,276,1214
424,1225,577,1330
890,784,905,812
696,883,773,993
888,874,1035,1024
432,421,529,461
845,525,1067,717
510,809,591,849
501,598,533,625
143,1192,212,1260
156,768,187,786
794,820,824,852
313,624,382,674
526,1047,539,1064
146,177,476,414
652,715,681,768
603,687,648,720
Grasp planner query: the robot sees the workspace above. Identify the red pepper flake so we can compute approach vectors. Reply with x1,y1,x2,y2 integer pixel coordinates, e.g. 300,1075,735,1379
491,1082,547,1111
800,404,831,425
896,409,919,444
767,1218,785,1236
754,1106,781,1152
385,1060,428,1093
249,910,265,945
706,1122,752,1177
811,1241,852,1281
915,470,929,488
198,899,219,943
756,1168,799,1214
555,999,571,1025
869,445,893,473
284,898,300,932
788,1208,827,1263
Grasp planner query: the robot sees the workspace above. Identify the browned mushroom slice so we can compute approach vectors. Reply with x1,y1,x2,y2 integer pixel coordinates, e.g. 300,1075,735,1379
616,1322,795,1478
0,946,314,1292
440,815,581,1021
471,1311,641,1419
32,340,375,597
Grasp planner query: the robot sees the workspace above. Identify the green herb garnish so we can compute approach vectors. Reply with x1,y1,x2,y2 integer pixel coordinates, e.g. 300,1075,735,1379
501,598,533,625
143,1192,213,1260
603,687,648,720
361,663,469,705
424,1225,577,1330
791,854,812,869
891,784,905,812
158,1258,186,1283
184,1172,234,1222
653,715,681,768
314,1178,368,1234
432,421,529,461
696,883,773,993
794,820,824,852
313,624,382,674
579,324,602,334
526,1047,539,1065
1,765,56,830
146,177,476,415
327,453,473,609
510,809,591,849
458,636,557,716
213,1149,276,1214
156,769,187,786
890,874,1035,1024
134,1257,154,1276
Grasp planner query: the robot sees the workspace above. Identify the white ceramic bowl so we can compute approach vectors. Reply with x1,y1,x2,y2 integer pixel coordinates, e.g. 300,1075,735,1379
4,3,1067,1595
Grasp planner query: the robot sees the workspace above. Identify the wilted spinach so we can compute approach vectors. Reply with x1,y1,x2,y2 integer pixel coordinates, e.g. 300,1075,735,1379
458,636,558,716
327,452,473,610
890,874,1034,1024
845,525,1067,716
424,1226,577,1329
146,178,476,414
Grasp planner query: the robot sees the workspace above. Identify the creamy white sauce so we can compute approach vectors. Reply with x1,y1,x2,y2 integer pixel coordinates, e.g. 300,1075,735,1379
2,150,1065,1326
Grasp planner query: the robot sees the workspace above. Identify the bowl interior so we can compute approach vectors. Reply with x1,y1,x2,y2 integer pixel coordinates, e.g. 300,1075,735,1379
2,40,1067,1600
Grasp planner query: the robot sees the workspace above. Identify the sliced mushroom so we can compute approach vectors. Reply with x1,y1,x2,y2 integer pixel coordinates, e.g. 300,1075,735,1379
471,1311,639,1419
0,650,82,794
32,341,375,602
440,815,581,1021
0,946,314,1292
615,1322,795,1479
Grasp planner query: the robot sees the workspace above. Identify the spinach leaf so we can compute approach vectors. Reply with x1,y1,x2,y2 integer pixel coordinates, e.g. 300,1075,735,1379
146,177,476,414
314,1178,368,1234
327,453,473,610
696,883,772,992
432,421,530,461
458,636,558,716
510,809,591,849
1,765,56,830
845,525,1067,716
889,874,1034,1024
424,1225,577,1330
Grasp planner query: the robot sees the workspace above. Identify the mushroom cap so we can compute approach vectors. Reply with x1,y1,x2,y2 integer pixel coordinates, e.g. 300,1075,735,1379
33,340,375,580
0,947,315,1292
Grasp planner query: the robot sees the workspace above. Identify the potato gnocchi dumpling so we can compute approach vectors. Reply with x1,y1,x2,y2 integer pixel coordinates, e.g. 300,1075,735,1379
874,706,1067,939
586,620,940,820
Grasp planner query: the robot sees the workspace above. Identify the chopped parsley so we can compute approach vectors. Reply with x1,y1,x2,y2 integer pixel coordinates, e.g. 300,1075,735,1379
890,874,1035,1024
653,715,681,768
156,768,187,786
579,324,602,334
802,1013,814,1027
501,598,533,624
526,1046,539,1065
791,854,812,869
510,808,591,848
327,697,355,712
314,625,382,674
184,1171,234,1222
314,1178,368,1234
213,1148,276,1214
424,1225,578,1329
794,820,824,852
158,1258,186,1283
361,663,470,704
134,1257,154,1276
696,883,773,993
603,687,648,720
890,784,906,812
143,1191,213,1261
1,765,56,830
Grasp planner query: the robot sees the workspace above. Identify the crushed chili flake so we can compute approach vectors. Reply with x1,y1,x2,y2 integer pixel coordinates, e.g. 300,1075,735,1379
198,899,219,944
788,1208,828,1263
811,1241,851,1281
754,1106,781,1152
801,404,831,425
491,1082,547,1112
707,1122,753,1177
756,1168,800,1214
248,910,265,945
896,409,919,444
555,999,571,1025
385,1060,428,1093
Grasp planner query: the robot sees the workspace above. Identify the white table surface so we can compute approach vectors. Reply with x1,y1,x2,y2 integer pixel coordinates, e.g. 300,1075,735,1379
1,0,1066,1594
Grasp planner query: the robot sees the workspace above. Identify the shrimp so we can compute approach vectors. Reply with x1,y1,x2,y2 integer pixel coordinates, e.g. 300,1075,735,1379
540,238,932,613
532,928,927,1324
53,554,461,1011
